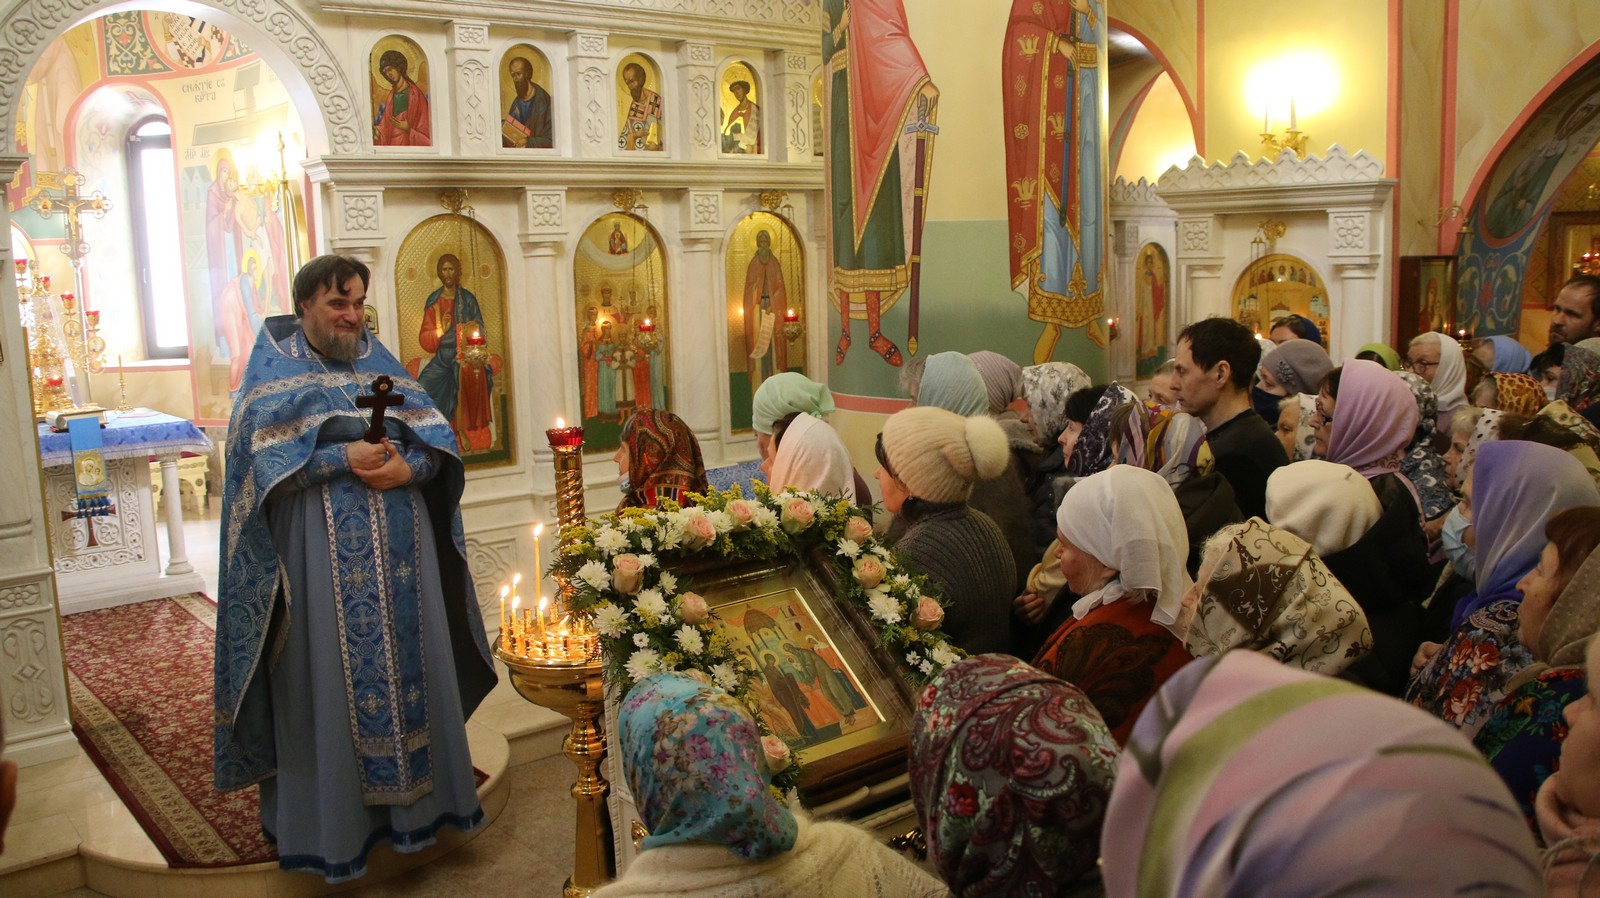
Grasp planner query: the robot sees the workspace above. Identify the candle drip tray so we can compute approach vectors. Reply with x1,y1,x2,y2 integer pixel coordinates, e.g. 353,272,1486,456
496,639,605,717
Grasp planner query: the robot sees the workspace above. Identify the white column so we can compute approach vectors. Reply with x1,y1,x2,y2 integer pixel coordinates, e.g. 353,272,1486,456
570,31,612,159
1327,208,1385,361
775,51,814,164
678,41,718,161
1108,219,1140,381
155,453,193,576
447,20,496,157
1174,215,1225,323
518,187,570,493
0,153,75,766
676,189,727,464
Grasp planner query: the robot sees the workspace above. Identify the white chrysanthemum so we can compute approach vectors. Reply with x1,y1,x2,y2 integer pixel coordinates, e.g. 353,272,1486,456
635,588,669,619
835,539,862,559
918,659,934,676
633,632,651,648
872,545,891,559
751,506,780,530
576,561,612,592
617,517,644,533
905,651,921,666
641,537,655,551
638,553,658,568
594,527,629,555
674,625,705,655
868,592,903,624
905,585,922,601
929,642,961,668
655,526,682,550
891,574,911,588
593,603,628,637
710,662,740,691
657,571,679,594
625,648,662,681
707,510,735,533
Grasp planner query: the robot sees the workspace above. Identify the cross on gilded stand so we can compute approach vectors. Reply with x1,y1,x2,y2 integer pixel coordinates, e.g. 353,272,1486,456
357,375,404,443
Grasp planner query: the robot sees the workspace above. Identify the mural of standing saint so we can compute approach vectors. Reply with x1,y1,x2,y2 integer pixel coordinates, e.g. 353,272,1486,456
725,212,806,429
824,0,939,368
417,254,493,450
1003,0,1106,362
1135,243,1169,377
720,64,761,154
371,39,431,147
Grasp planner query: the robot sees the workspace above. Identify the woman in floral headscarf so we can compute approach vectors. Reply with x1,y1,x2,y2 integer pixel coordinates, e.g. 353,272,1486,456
1406,442,1600,736
910,654,1117,898
1474,508,1600,829
596,673,946,898
1178,518,1372,676
1557,343,1600,419
1020,362,1092,547
1064,383,1139,477
615,410,708,512
1101,652,1542,898
1397,370,1457,522
1474,372,1548,417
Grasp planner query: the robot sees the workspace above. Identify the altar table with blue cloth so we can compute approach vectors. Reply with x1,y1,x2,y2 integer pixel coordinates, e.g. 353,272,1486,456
38,409,212,613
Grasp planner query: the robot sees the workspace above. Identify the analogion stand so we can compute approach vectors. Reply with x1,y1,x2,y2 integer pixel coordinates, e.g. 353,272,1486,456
37,409,211,614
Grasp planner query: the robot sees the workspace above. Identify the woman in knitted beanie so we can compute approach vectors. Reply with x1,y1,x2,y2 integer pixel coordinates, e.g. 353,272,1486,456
877,407,1015,654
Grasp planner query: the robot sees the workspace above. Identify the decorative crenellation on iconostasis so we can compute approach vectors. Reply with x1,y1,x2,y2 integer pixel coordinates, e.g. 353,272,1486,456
0,0,826,763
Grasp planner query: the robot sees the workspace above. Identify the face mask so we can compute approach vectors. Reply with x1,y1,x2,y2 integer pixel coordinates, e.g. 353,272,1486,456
1546,384,1559,402
1440,504,1476,580
617,474,631,494
1251,386,1283,427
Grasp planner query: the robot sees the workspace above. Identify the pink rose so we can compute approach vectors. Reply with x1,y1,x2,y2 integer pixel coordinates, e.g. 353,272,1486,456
761,735,792,774
611,554,644,595
726,500,757,531
844,516,875,544
780,498,815,534
912,597,945,631
681,514,717,549
852,555,887,589
678,592,709,625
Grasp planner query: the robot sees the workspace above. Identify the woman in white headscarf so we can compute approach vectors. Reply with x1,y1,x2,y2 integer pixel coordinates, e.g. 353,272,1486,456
1408,331,1469,435
766,413,857,503
1031,466,1193,743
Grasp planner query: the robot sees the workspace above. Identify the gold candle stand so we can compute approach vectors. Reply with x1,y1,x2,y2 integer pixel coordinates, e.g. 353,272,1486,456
496,421,610,898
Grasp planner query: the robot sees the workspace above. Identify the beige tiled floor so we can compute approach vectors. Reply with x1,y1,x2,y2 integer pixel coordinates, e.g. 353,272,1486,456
6,503,573,898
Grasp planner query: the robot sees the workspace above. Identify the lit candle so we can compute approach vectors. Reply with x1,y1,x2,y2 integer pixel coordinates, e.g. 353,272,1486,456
532,523,544,598
639,318,655,333
499,584,510,635
41,275,50,290
538,596,549,643
511,596,522,653
85,309,99,327
784,307,799,323
47,374,62,387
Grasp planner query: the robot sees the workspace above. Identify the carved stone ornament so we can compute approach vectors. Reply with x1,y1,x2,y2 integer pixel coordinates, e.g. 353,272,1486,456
1109,176,1163,206
576,32,608,57
690,75,715,149
466,535,517,621
1157,144,1387,194
1331,212,1368,251
459,58,491,146
0,582,42,612
1180,218,1212,254
341,193,383,233
691,191,721,227
686,42,714,64
787,83,808,152
523,190,565,232
786,51,810,71
451,21,490,50
2,615,56,722
580,67,608,146
0,0,361,154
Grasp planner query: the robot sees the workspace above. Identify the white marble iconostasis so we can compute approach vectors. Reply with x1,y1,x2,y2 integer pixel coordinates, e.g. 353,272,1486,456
0,0,824,767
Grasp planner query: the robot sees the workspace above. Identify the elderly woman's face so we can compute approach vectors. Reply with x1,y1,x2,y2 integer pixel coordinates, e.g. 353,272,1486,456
1444,430,1470,489
1054,530,1116,596
1312,389,1335,458
614,444,629,477
1275,401,1300,458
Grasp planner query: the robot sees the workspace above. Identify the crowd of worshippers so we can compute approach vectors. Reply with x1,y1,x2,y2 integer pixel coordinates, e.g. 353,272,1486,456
595,276,1600,898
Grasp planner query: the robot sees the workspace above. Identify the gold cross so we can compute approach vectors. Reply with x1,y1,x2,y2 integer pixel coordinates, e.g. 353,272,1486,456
22,168,113,268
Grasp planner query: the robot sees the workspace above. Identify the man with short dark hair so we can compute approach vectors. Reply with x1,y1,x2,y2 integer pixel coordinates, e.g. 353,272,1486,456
1550,275,1600,344
215,254,495,882
1174,317,1288,518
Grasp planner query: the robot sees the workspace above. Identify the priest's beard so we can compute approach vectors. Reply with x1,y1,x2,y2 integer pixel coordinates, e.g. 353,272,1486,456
304,319,362,362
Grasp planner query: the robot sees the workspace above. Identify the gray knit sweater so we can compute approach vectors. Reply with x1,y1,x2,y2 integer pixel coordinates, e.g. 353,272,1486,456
892,502,1016,656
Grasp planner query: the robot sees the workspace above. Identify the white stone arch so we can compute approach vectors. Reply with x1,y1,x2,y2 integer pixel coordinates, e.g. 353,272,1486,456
0,0,363,156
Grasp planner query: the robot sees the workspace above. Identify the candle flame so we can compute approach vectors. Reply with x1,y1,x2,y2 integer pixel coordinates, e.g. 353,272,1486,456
555,417,565,428
538,596,549,613
499,585,509,598
533,522,544,538
512,596,521,612
512,572,522,587
643,318,652,327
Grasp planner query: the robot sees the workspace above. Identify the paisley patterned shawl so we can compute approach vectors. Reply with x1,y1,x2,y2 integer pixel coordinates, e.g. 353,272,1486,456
214,315,495,793
909,654,1118,896
619,409,708,511
1181,518,1372,675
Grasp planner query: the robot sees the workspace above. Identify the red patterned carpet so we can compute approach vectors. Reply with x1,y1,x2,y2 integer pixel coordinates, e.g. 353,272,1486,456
62,595,276,867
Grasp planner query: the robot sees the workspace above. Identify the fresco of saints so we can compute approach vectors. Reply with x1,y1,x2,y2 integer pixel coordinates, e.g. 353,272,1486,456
596,323,618,417
743,229,789,388
1135,246,1167,374
221,251,265,392
579,304,601,420
502,55,553,149
417,254,493,450
722,80,760,154
206,150,243,349
373,48,432,147
617,62,664,151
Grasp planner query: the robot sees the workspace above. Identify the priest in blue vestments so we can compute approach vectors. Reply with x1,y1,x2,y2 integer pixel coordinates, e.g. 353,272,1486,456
213,254,497,883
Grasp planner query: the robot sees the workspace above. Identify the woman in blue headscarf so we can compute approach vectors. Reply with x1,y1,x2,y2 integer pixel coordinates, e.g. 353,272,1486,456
595,673,945,897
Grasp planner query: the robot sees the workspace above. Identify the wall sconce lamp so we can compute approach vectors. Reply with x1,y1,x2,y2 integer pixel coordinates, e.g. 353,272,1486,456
1106,317,1121,341
1260,99,1309,160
